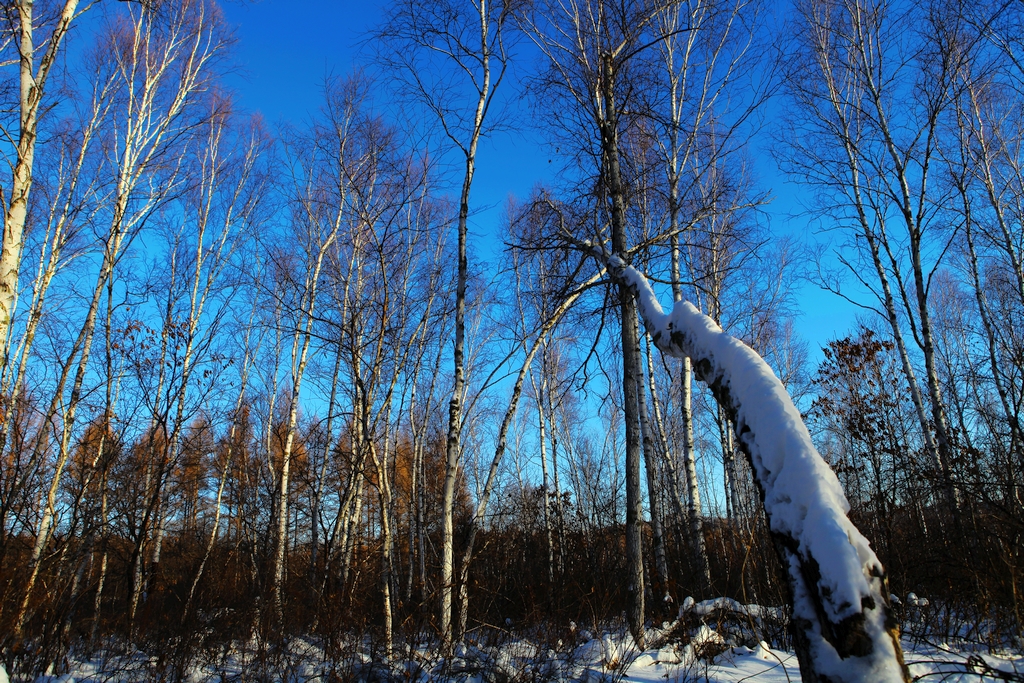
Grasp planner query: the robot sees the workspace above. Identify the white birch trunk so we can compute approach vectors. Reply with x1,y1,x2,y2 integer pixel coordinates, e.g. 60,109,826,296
439,0,496,647
680,357,711,591
0,0,82,361
531,370,556,587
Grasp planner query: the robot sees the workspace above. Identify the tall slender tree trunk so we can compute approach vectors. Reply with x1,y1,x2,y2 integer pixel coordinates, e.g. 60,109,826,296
311,342,344,591
531,370,556,587
541,348,566,576
405,379,421,606
636,323,670,610
621,301,646,648
680,357,711,592
441,141,476,651
715,405,736,522
89,439,111,646
439,1,494,648
0,0,81,362
964,217,1022,455
370,433,395,654
601,52,645,649
339,472,366,592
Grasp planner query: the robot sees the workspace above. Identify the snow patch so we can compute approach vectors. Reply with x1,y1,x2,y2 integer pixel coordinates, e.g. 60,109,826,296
655,644,680,664
29,628,1024,683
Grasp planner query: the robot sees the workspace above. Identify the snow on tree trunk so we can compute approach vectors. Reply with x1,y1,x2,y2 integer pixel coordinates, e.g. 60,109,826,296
599,251,908,683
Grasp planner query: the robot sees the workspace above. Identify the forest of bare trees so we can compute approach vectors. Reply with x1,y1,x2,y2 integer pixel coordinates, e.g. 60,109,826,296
0,0,1022,680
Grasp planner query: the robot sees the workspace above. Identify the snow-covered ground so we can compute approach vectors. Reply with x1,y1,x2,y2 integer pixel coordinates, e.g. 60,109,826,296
13,638,1024,683
8,599,1023,682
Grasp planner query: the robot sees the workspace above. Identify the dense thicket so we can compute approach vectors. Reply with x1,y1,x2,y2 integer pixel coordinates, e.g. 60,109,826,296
0,0,1021,679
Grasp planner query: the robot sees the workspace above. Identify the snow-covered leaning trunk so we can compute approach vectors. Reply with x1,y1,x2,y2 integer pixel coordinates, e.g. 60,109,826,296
602,253,908,683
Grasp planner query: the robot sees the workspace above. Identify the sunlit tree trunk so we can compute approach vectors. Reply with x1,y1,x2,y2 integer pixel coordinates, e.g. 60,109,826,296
375,0,508,647
0,0,83,363
679,357,710,590
598,53,646,646
636,321,669,610
530,369,556,587
644,336,709,594
271,211,343,627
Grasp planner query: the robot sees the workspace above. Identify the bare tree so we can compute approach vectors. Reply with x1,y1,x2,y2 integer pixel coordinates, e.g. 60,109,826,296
13,0,227,639
375,0,513,647
0,39,115,555
780,0,968,521
266,78,368,626
452,217,603,637
0,0,91,367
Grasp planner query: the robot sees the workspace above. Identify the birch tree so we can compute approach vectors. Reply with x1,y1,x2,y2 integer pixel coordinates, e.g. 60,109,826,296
126,107,267,627
13,0,227,639
452,207,604,637
0,41,114,560
651,0,767,590
780,0,965,520
330,110,433,652
520,0,681,646
944,5,1024,472
562,233,910,681
375,0,513,647
0,0,92,367
268,80,362,626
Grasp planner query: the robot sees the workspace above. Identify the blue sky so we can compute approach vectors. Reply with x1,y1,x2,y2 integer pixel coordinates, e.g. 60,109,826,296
220,1,376,122
220,0,863,365
220,0,555,249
